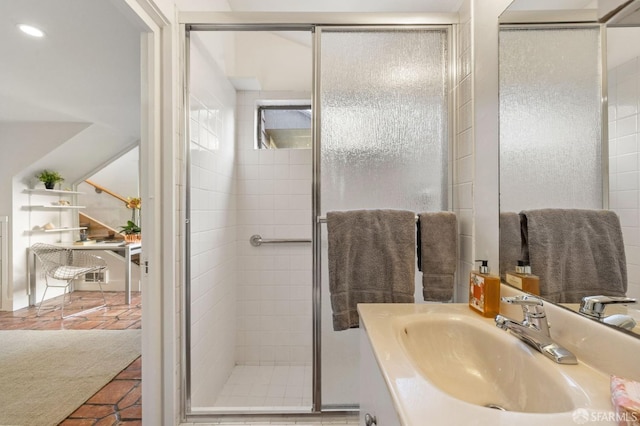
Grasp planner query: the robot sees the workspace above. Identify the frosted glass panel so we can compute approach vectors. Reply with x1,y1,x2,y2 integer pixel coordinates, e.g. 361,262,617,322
321,29,448,211
318,28,449,407
499,27,603,212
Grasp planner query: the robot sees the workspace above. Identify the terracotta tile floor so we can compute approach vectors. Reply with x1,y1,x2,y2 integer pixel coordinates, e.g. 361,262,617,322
0,291,142,425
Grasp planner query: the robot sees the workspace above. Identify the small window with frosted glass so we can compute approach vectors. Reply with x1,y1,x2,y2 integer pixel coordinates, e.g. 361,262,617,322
256,105,311,149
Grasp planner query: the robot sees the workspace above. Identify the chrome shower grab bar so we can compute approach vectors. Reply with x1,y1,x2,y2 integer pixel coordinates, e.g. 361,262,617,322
249,234,312,247
316,215,419,223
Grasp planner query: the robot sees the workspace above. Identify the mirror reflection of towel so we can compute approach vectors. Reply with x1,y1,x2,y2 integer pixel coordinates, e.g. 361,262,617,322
327,209,415,331
520,209,627,303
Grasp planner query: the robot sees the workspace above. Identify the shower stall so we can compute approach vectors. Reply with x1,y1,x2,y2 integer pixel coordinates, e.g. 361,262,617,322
183,22,452,417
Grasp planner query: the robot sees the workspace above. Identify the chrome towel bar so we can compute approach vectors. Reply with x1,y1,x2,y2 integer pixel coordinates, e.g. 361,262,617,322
316,215,419,223
249,234,312,247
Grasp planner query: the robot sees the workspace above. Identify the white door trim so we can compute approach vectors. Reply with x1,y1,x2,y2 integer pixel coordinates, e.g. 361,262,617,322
117,0,177,424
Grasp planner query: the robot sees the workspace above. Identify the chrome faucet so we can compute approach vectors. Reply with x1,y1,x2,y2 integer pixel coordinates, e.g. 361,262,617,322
579,295,637,331
495,295,578,365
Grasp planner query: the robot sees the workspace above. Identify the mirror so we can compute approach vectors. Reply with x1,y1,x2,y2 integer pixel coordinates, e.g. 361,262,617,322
499,0,640,337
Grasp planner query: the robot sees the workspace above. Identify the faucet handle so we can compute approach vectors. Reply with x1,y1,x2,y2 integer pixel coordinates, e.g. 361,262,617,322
501,295,545,316
579,295,637,319
501,295,550,335
501,295,543,305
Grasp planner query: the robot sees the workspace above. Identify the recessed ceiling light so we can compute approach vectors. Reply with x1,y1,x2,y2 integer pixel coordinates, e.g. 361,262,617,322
18,24,45,38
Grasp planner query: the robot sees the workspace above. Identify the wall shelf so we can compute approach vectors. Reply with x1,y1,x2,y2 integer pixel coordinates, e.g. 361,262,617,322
28,205,86,209
25,188,84,195
24,186,85,234
29,227,88,234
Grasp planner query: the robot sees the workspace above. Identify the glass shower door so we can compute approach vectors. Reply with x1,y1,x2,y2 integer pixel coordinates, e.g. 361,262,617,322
316,27,450,408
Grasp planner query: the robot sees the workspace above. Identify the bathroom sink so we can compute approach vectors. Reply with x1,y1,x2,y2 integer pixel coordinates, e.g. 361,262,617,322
395,312,584,413
358,300,638,426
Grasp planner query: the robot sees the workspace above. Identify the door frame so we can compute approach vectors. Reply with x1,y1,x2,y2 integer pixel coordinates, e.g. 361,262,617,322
117,0,176,424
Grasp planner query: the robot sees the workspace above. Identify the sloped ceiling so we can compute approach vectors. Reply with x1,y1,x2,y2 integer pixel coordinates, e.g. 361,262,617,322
0,0,141,184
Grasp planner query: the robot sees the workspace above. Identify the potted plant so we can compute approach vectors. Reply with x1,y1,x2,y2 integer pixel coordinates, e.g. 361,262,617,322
37,170,64,190
121,196,142,243
120,220,141,243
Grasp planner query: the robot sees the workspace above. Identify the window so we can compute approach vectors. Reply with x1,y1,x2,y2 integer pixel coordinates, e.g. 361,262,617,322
256,105,311,149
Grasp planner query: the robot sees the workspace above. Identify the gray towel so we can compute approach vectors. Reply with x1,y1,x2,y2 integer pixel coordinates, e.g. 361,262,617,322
499,212,522,282
417,212,457,301
520,209,627,303
327,209,416,331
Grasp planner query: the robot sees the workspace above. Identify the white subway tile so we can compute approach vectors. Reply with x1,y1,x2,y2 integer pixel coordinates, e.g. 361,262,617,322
273,194,290,209
290,179,311,195
258,164,274,180
457,155,473,183
259,149,275,165
273,164,290,180
622,225,640,246
290,149,312,165
616,114,638,137
616,57,639,82
617,77,639,119
609,120,617,139
616,172,639,191
618,208,640,227
290,164,311,180
456,182,473,209
618,153,639,173
273,180,291,195
273,149,290,164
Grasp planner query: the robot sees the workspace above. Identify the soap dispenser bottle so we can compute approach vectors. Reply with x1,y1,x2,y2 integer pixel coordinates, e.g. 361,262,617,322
469,260,501,317
505,260,540,295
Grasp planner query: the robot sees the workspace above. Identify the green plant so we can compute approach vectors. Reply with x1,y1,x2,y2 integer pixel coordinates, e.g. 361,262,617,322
120,220,141,235
37,170,64,188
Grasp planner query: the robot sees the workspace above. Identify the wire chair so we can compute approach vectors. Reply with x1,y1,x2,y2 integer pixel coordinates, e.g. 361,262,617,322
31,243,108,318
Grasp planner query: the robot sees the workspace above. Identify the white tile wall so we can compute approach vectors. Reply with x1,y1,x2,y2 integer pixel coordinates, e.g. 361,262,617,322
189,41,238,407
609,57,640,299
235,91,313,366
454,0,474,302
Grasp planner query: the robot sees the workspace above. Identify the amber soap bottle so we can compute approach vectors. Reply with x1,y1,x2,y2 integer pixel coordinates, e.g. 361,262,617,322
505,260,540,295
469,260,501,317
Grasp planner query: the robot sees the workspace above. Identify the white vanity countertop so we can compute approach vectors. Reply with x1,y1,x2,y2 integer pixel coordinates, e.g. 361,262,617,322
358,296,640,426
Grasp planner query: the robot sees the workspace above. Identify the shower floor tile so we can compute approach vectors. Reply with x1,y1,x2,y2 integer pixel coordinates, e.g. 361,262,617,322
215,364,313,408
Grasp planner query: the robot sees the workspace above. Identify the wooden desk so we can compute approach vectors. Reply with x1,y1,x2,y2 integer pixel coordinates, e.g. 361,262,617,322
28,242,142,305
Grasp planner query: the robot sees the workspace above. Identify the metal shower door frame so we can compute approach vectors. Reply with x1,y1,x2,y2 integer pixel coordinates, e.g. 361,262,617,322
180,18,455,420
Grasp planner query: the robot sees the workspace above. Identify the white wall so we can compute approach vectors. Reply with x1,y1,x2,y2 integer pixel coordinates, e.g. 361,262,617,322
0,122,88,309
235,90,312,367
188,36,238,408
454,0,510,301
608,56,640,299
454,0,474,302
233,32,312,92
468,0,511,286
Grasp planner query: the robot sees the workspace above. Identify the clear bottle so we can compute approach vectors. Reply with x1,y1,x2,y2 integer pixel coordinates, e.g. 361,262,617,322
505,260,540,296
469,260,501,317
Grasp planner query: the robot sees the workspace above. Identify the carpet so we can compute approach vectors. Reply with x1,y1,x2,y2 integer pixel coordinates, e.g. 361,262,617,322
0,329,141,426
